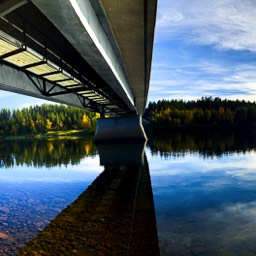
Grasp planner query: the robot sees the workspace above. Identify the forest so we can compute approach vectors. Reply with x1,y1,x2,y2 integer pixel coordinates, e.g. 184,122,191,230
0,104,100,136
1,97,256,137
143,97,256,128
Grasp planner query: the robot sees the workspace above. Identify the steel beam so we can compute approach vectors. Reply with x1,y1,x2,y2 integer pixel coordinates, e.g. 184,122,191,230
32,0,136,113
0,0,28,17
0,62,92,110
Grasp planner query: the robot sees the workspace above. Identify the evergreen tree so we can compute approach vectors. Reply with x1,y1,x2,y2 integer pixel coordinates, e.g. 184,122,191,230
0,104,100,136
144,97,256,128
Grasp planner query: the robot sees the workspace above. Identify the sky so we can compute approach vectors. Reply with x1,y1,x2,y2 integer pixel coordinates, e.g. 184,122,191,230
148,0,256,103
1,0,256,109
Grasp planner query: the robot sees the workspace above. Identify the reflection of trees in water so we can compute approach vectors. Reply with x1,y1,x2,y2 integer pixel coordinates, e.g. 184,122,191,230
148,131,256,158
0,137,97,168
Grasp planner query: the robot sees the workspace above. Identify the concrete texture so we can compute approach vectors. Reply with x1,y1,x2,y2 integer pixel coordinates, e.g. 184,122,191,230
32,0,136,113
0,0,157,115
94,115,148,142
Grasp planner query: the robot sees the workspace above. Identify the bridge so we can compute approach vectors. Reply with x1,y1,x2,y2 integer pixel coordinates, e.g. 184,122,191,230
0,0,157,141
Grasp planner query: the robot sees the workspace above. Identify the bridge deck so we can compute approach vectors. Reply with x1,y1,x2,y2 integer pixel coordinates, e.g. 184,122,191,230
0,0,157,116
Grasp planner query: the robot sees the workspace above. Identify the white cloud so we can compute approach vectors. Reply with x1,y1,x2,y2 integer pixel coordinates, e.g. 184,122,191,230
149,1,256,102
198,62,230,74
157,0,256,51
149,56,256,102
19,100,54,109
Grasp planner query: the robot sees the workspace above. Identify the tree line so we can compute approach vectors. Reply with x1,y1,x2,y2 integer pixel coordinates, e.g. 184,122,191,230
144,97,256,127
1,97,256,137
0,104,100,136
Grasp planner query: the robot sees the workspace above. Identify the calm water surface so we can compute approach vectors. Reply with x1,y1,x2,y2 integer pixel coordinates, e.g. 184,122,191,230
1,132,256,255
0,137,103,255
147,131,256,256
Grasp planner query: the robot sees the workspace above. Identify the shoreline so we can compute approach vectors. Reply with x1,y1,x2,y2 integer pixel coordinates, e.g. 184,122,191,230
0,129,94,140
145,123,255,133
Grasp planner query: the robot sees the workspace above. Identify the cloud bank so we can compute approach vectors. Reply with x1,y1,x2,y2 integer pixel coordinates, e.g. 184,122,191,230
149,0,256,103
157,0,256,51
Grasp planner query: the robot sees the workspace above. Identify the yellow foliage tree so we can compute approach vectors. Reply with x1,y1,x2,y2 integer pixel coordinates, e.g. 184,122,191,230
45,119,52,131
81,114,91,130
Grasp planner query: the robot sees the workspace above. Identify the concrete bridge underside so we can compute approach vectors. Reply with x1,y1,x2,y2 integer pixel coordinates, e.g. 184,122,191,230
0,0,157,141
0,0,156,115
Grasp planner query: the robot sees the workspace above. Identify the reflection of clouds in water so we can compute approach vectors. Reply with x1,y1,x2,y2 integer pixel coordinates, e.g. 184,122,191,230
214,201,256,222
67,156,102,173
197,201,256,244
226,167,256,181
157,200,256,255
147,148,256,184
0,155,102,183
147,146,256,255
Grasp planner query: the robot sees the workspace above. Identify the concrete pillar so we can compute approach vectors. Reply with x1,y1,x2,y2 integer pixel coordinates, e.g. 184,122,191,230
94,115,147,143
96,142,146,166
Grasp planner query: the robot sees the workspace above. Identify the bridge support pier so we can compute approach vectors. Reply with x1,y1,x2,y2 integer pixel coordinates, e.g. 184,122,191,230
94,115,147,143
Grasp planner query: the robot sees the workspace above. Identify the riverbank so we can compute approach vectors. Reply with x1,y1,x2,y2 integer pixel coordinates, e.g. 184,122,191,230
0,129,94,140
1,124,253,141
145,123,255,135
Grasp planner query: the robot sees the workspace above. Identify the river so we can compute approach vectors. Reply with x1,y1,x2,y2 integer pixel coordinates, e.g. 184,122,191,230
1,131,256,255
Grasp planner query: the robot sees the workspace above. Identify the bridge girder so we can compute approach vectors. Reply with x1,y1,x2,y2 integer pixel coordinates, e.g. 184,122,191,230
0,0,157,115
0,0,28,16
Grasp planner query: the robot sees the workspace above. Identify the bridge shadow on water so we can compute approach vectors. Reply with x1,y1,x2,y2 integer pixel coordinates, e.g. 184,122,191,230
17,142,160,256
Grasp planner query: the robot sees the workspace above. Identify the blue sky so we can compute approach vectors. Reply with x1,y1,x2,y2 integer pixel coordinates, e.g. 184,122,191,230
148,0,256,103
1,0,256,109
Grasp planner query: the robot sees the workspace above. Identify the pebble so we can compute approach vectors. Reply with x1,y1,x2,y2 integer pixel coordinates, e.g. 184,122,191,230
15,164,160,256
0,207,10,214
0,182,85,256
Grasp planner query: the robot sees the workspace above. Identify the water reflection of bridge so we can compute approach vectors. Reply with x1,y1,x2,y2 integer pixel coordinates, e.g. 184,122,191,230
17,143,159,256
